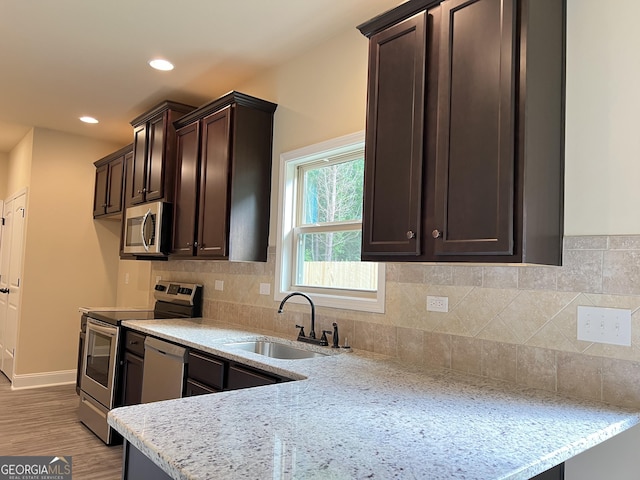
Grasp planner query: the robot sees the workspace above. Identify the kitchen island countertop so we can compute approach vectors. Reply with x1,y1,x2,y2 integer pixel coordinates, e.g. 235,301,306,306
108,317,640,480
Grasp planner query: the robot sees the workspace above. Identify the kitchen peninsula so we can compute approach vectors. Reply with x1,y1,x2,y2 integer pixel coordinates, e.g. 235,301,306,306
108,318,640,480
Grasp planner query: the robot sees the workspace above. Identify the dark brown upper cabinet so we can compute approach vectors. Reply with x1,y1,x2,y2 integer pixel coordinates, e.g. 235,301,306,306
93,144,131,218
128,101,195,206
172,91,277,261
358,0,566,265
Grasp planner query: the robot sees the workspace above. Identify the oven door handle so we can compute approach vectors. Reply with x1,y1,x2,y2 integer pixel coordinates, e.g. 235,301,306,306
87,321,117,337
141,208,152,252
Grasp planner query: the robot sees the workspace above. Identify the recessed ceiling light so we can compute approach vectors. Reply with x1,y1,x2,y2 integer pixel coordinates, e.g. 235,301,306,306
148,59,174,71
80,116,99,124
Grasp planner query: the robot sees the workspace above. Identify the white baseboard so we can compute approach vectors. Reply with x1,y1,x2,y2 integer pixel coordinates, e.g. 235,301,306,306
11,370,77,390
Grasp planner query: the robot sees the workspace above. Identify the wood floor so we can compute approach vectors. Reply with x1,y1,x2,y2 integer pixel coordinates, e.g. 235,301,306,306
0,374,123,479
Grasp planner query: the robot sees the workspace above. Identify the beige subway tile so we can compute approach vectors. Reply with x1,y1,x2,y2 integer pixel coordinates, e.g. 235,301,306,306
433,312,470,337
547,295,592,353
518,266,558,291
397,327,425,365
258,306,275,332
476,316,521,344
603,250,640,295
516,345,556,392
557,351,602,402
451,336,482,375
557,250,603,293
602,358,640,408
389,263,427,284
374,324,397,357
353,320,375,353
333,318,355,349
608,235,640,250
424,265,453,285
526,321,580,353
452,266,483,286
582,293,640,311
481,340,517,383
424,332,451,368
563,236,608,250
218,301,238,324
582,342,640,363
482,266,518,288
454,288,518,336
385,282,427,329
497,293,548,343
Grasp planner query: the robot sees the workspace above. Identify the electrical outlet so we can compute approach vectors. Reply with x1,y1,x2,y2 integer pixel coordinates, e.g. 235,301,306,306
577,305,631,346
427,295,448,313
259,283,271,295
215,280,224,291
124,273,130,285
155,275,161,284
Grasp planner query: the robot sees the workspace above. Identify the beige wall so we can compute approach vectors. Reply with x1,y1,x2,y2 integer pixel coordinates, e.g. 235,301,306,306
15,128,122,375
116,259,152,308
0,152,8,199
564,0,640,235
7,129,34,198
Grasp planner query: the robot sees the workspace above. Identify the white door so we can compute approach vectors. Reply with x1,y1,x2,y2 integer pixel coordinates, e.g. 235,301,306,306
0,199,5,373
0,191,27,381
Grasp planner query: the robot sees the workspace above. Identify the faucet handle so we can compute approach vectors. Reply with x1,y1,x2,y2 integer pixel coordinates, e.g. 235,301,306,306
320,330,331,347
295,324,306,338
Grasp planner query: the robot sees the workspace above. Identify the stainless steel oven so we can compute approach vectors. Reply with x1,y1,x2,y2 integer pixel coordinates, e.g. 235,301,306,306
81,319,120,409
78,280,202,444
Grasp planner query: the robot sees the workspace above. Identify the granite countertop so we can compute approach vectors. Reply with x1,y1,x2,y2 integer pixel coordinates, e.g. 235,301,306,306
108,318,640,480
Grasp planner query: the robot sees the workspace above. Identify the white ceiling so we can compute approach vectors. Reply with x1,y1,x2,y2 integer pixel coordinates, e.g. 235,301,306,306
0,0,402,153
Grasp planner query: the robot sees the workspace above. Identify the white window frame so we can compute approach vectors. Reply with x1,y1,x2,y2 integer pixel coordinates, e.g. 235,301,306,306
274,131,385,313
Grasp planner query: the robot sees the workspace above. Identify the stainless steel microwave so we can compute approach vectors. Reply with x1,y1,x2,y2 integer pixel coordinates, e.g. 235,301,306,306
123,201,171,255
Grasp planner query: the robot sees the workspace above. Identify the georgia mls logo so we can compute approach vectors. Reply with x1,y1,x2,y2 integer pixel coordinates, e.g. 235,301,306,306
0,455,72,479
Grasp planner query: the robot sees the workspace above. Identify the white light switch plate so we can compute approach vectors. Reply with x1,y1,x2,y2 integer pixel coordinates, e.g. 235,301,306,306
577,305,631,346
259,283,271,295
215,280,224,291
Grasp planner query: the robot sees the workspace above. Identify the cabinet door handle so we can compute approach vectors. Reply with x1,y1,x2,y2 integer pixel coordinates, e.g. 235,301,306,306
406,230,416,239
432,229,442,239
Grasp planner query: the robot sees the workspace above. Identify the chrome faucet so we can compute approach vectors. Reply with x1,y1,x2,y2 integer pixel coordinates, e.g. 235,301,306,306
278,292,327,346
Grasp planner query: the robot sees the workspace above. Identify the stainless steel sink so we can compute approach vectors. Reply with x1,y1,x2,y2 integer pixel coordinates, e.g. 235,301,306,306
225,341,327,359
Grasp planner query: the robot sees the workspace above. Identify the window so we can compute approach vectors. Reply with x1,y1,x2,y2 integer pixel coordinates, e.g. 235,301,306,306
275,132,385,313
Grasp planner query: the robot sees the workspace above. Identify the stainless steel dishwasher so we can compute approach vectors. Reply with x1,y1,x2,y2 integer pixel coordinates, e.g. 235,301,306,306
141,337,188,403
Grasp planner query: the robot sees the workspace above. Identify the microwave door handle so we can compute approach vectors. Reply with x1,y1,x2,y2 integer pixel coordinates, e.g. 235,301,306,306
141,208,151,252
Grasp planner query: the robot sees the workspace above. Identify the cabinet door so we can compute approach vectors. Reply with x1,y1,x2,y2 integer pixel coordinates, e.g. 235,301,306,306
361,11,427,258
197,107,232,258
145,115,166,202
93,163,109,217
106,154,125,215
130,124,147,205
121,351,144,406
432,0,516,256
172,122,200,256
227,365,277,391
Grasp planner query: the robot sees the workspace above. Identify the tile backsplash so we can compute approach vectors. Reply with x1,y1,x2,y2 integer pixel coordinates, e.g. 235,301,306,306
152,235,640,408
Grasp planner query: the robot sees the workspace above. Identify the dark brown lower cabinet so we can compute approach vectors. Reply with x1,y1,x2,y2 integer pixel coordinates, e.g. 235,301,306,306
121,351,144,406
120,330,146,406
123,441,172,480
532,462,564,480
227,364,278,390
